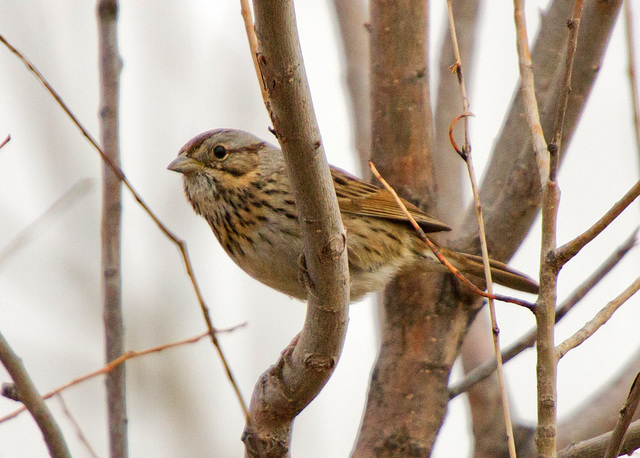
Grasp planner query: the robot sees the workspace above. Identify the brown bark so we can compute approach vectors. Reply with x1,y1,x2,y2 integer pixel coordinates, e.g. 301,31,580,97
0,332,70,458
243,1,350,456
353,2,456,455
97,1,127,457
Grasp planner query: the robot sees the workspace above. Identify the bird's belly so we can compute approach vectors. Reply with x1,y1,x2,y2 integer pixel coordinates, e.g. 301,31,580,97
227,228,308,300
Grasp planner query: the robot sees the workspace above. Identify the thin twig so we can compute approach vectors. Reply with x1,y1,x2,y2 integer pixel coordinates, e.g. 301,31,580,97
556,178,640,266
56,394,100,458
0,331,70,457
0,179,94,267
548,0,584,182
369,162,534,310
0,134,10,150
513,0,549,184
446,3,516,455
450,229,637,397
0,324,246,424
0,34,248,418
624,0,640,158
556,277,640,358
604,372,640,457
239,0,269,107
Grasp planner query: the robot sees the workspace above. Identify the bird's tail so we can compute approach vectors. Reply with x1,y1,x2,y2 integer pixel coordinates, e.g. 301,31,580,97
438,247,539,294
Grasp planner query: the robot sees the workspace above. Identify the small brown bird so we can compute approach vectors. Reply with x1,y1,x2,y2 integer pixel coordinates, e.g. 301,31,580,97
168,129,538,302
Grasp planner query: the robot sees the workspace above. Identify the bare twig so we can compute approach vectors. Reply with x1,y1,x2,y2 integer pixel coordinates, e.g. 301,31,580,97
434,0,479,223
242,2,350,455
556,178,640,266
369,162,535,310
446,4,516,455
0,324,245,424
513,0,549,184
625,0,640,158
0,34,248,418
556,277,640,358
604,372,640,457
239,0,269,107
548,0,584,182
0,134,10,150
0,179,94,267
450,229,637,397
0,331,70,457
56,394,100,458
558,418,640,457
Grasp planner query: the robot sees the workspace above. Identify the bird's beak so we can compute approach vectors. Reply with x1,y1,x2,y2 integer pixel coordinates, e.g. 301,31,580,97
167,152,203,174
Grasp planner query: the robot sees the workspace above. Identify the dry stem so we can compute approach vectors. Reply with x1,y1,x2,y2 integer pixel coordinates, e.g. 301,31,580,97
0,331,70,457
0,33,248,418
513,0,549,184
0,325,244,424
556,178,640,266
450,230,637,397
604,372,640,457
556,277,640,358
624,0,640,158
446,3,516,454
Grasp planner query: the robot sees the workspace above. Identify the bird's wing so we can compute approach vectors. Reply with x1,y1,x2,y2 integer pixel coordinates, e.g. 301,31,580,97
331,166,451,233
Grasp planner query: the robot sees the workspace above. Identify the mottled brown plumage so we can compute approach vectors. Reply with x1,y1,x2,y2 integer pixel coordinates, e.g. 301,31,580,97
168,129,538,301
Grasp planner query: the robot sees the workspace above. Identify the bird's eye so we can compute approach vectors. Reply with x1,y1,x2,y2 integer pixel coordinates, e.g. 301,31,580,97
213,145,228,160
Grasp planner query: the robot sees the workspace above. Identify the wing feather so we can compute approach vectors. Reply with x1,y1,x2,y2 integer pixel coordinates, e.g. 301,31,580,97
331,166,451,233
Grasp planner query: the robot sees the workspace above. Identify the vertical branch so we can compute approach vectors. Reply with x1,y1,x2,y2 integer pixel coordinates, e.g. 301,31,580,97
433,0,480,224
625,0,640,159
0,332,70,458
97,1,126,457
536,2,584,456
355,2,451,456
446,0,516,453
242,1,350,455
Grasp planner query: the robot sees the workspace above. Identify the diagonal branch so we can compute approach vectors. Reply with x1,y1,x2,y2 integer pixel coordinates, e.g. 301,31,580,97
450,229,637,397
0,325,244,424
0,34,248,418
0,331,70,458
556,178,640,266
604,372,640,457
556,276,640,358
558,418,640,457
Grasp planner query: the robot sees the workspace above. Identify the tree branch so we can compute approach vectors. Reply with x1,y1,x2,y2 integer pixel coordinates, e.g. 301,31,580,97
0,331,70,458
0,30,248,420
558,418,640,457
242,2,350,456
604,372,640,457
97,2,127,456
556,178,640,266
451,230,637,397
556,277,640,358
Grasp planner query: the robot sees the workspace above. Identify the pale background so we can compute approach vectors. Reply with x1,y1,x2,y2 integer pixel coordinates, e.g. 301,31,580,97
0,1,639,457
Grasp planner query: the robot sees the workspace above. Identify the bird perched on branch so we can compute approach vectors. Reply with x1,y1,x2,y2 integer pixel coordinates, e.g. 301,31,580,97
168,129,538,302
